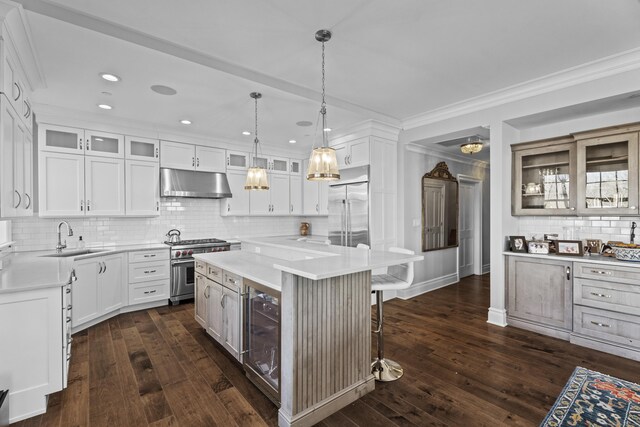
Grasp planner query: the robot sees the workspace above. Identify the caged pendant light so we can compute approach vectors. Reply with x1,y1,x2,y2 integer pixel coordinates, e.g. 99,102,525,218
306,29,340,181
245,92,269,190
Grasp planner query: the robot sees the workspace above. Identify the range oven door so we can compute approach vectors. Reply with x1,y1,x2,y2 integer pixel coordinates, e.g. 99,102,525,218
170,259,195,303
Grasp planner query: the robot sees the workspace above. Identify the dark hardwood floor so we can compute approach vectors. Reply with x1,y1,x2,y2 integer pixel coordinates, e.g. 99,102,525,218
14,274,640,426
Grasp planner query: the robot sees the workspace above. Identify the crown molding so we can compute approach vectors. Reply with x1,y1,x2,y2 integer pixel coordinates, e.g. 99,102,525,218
403,47,640,130
329,119,402,146
406,142,489,169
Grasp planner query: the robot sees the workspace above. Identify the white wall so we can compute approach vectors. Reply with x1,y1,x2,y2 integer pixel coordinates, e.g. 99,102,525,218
10,198,308,252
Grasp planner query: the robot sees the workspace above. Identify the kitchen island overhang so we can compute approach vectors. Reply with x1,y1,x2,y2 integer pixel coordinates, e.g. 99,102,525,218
193,237,423,427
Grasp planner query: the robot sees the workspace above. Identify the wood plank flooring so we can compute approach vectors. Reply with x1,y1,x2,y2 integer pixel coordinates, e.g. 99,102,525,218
14,274,640,426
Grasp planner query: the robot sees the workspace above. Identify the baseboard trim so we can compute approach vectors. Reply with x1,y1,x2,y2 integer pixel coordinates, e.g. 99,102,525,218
396,273,458,300
72,299,168,333
487,307,507,327
507,316,571,340
482,263,491,275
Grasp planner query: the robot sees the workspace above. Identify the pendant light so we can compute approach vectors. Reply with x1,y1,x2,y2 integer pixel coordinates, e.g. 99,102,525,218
306,29,340,181
245,92,269,190
460,136,483,155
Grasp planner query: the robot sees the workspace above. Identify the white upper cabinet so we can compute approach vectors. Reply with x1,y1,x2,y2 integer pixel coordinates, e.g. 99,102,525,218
249,173,290,215
290,159,302,175
251,154,289,174
195,145,226,172
301,159,329,216
290,175,302,215
318,181,329,215
39,124,84,154
160,140,225,172
332,137,370,169
39,152,85,216
84,130,124,159
126,160,160,216
125,136,159,162
85,157,125,216
227,151,250,170
221,170,250,216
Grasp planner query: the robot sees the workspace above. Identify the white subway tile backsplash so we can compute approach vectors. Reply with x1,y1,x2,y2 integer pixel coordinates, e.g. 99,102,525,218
516,216,640,243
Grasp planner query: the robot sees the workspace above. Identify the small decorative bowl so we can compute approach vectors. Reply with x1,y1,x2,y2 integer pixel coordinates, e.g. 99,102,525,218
611,245,640,262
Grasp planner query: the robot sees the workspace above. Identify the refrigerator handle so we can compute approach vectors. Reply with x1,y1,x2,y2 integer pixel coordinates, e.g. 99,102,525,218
341,200,346,246
346,199,351,247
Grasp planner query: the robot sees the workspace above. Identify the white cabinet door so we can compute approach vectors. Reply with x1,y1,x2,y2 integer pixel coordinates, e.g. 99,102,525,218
196,146,226,172
270,174,290,215
195,274,208,328
72,258,99,327
99,254,124,314
22,131,33,216
348,138,370,167
206,278,223,341
318,181,329,215
39,124,84,154
85,157,125,216
333,143,349,169
39,152,85,217
270,156,289,174
84,130,124,159
302,160,319,215
160,140,195,170
227,151,250,170
250,185,271,215
290,159,302,175
222,285,240,360
125,136,159,162
125,160,159,216
221,170,250,216
290,176,302,215
1,100,19,217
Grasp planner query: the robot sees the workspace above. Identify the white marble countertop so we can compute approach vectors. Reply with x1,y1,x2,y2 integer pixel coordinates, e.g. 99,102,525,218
195,236,423,290
504,251,640,267
1,243,169,295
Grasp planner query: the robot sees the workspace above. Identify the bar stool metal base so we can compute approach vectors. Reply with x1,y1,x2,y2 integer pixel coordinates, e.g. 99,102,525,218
371,357,403,382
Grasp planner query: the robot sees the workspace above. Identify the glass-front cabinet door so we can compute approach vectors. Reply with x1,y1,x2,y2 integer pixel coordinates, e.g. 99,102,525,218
512,139,577,215
576,132,639,216
125,136,159,162
85,130,124,159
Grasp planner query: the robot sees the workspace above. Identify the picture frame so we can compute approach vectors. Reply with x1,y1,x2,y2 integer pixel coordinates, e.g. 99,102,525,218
528,241,550,254
586,239,602,254
556,240,584,256
509,236,528,253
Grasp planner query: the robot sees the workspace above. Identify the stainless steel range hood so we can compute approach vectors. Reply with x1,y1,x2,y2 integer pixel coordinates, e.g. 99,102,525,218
160,168,232,198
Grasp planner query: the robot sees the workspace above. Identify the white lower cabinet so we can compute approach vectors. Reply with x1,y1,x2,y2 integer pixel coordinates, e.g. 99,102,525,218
71,253,126,330
127,249,170,305
196,267,242,361
0,284,68,424
125,160,159,216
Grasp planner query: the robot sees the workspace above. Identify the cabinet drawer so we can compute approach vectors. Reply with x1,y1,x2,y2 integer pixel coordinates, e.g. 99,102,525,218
128,261,169,283
129,249,169,263
195,260,207,275
207,265,222,283
129,280,169,304
574,262,640,286
223,271,242,290
573,305,640,349
574,277,640,315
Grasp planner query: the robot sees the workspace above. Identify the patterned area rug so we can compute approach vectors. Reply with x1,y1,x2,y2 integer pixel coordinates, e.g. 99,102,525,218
541,366,640,426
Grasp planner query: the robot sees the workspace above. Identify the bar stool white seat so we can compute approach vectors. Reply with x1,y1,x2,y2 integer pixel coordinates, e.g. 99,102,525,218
369,246,415,381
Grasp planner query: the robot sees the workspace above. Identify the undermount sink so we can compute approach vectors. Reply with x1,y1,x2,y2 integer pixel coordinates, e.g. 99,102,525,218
41,249,109,258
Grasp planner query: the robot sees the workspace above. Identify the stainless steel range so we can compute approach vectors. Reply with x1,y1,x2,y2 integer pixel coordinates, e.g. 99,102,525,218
165,238,230,304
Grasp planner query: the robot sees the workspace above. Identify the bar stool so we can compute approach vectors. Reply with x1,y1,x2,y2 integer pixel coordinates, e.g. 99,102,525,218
369,247,415,381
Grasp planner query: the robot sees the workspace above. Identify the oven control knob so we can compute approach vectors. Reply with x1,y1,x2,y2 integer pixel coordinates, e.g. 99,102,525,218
188,250,193,255
175,251,181,257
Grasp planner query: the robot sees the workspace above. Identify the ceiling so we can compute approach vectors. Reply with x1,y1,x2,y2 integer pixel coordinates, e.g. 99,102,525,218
16,0,640,151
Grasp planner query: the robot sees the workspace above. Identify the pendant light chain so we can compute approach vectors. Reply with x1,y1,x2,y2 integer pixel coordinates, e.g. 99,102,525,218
320,40,328,148
253,95,259,166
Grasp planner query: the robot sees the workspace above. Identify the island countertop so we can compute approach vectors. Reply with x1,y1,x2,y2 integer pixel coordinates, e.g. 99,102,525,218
193,235,423,289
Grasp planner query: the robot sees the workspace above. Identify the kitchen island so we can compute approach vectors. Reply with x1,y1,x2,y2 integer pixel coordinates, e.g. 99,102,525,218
193,237,423,427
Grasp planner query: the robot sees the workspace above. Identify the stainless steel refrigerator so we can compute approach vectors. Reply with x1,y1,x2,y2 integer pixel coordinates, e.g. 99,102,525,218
328,166,369,247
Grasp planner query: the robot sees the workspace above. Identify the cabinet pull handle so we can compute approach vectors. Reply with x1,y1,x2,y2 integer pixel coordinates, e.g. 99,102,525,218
589,269,612,275
79,139,82,150
87,200,91,211
13,82,21,101
71,269,77,282
66,287,71,294
197,157,200,167
144,290,157,294
80,200,84,211
590,292,612,298
566,266,571,281
192,157,195,167
144,254,156,258
227,204,231,212
227,278,237,284
590,320,611,328
227,157,230,165
98,262,103,274
155,147,159,158
316,204,319,212
144,270,157,274
67,304,73,310
103,262,107,273
291,204,293,213
25,193,31,209
204,285,210,299
14,190,21,208
66,316,71,323
221,294,226,308
156,201,160,211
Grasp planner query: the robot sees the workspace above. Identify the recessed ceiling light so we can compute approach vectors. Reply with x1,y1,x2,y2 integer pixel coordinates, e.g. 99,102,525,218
289,140,297,144
296,120,313,127
151,85,177,96
180,119,192,125
323,127,332,132
98,104,112,110
242,131,251,136
100,73,120,82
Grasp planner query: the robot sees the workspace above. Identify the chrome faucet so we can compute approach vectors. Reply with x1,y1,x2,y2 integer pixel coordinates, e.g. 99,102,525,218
56,221,74,253
631,222,637,245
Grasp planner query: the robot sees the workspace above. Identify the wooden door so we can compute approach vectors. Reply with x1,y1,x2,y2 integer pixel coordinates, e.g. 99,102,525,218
125,160,159,216
195,146,226,172
39,152,85,217
160,141,195,170
458,181,475,278
85,157,125,216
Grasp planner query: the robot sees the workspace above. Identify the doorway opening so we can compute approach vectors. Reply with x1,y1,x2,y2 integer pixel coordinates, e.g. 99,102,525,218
458,175,483,278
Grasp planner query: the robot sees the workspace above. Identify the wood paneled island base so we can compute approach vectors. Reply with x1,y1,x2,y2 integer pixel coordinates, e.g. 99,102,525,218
279,271,374,427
